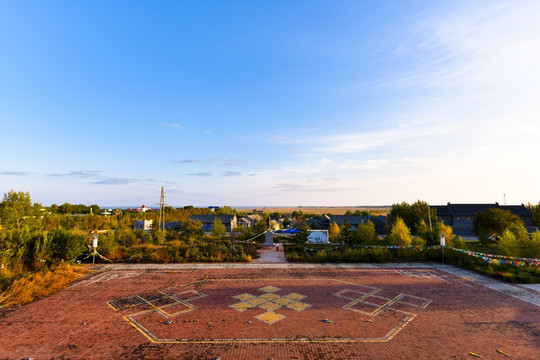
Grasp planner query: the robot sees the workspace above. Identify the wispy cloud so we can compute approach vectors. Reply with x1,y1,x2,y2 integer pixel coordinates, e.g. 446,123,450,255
222,171,241,177
176,159,200,164
188,172,212,177
92,178,137,185
49,170,102,178
0,170,29,176
293,122,458,154
224,158,244,166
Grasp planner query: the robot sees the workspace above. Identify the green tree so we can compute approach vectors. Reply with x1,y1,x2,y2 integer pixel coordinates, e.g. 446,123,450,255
216,206,235,215
526,202,540,226
388,200,436,235
149,228,167,245
522,230,540,258
472,208,525,246
115,228,139,247
211,217,227,237
496,228,520,256
290,220,310,245
0,190,35,230
180,220,204,244
338,219,354,245
51,228,86,261
58,203,73,214
96,231,117,255
356,220,376,244
388,217,412,246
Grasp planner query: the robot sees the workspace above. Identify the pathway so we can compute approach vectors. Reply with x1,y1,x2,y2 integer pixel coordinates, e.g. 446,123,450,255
251,244,287,263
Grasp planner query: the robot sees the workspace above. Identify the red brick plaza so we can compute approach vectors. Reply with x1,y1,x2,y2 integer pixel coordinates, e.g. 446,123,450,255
0,265,538,359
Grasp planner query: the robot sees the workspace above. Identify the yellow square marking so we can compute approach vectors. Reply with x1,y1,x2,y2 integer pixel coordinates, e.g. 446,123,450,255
234,293,256,301
273,297,295,305
255,311,286,324
259,301,282,311
284,293,306,301
259,293,280,301
159,302,195,316
229,302,255,312
259,286,280,293
246,297,267,306
286,301,310,311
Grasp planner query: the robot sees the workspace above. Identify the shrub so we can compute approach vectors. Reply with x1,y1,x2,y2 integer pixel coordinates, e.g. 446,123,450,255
0,264,89,307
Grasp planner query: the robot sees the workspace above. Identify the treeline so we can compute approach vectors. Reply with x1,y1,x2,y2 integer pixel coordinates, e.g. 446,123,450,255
0,191,255,288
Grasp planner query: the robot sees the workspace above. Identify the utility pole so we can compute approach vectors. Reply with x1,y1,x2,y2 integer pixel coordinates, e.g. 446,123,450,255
159,187,165,231
427,203,433,232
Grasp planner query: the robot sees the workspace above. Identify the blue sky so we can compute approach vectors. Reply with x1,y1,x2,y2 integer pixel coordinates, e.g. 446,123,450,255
1,0,539,207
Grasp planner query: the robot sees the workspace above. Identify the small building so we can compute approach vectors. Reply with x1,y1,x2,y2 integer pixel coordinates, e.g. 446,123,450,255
238,214,262,229
307,230,329,244
134,219,153,231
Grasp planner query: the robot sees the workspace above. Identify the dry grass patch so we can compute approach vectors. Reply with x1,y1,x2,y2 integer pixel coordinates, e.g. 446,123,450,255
0,265,90,307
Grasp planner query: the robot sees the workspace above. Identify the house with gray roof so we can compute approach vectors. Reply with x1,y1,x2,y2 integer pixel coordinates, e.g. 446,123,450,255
188,214,237,232
238,214,261,229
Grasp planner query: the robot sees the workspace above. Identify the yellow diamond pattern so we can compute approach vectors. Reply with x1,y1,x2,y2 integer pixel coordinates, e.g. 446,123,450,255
229,302,255,312
259,293,280,301
246,297,267,306
255,311,286,324
284,292,306,301
259,301,282,311
259,285,280,293
234,293,255,301
230,286,310,324
273,297,295,305
286,301,310,311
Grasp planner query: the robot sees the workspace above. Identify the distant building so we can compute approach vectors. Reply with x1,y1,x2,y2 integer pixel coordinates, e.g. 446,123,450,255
134,219,153,231
238,214,262,229
307,230,329,244
189,214,237,232
431,203,535,238
317,215,387,235
128,205,153,213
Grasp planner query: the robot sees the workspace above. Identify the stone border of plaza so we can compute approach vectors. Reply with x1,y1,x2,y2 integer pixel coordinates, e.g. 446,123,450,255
92,262,540,307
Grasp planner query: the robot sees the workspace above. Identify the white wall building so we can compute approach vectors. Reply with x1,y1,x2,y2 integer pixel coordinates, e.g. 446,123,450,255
134,219,153,231
307,230,329,244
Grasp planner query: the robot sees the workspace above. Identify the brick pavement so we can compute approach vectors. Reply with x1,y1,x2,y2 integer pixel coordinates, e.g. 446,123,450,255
0,266,538,360
251,245,287,264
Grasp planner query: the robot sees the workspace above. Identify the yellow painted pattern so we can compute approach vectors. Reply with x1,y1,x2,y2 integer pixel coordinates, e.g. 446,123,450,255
229,286,311,324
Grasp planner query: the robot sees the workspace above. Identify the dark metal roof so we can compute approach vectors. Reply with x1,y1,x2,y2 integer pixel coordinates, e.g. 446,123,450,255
189,214,236,223
500,205,532,216
432,205,452,216
431,203,532,217
328,215,371,226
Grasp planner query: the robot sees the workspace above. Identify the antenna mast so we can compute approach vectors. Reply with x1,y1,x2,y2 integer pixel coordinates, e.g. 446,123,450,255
159,187,165,230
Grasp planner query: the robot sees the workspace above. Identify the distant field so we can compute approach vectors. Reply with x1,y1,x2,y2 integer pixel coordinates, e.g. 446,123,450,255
234,206,391,215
